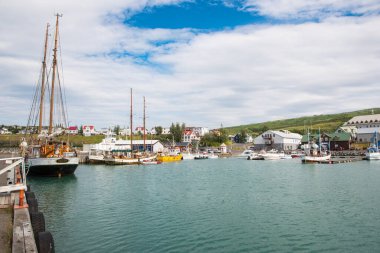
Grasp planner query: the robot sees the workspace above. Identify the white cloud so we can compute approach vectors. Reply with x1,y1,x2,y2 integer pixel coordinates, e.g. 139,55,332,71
0,1,380,130
243,0,380,19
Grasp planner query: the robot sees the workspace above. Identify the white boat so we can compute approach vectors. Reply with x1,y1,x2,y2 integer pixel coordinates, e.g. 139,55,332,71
301,153,331,163
247,152,263,160
301,130,331,164
23,16,79,176
260,149,285,160
182,152,195,160
208,151,219,159
237,149,255,159
194,152,209,159
365,148,380,160
365,131,380,160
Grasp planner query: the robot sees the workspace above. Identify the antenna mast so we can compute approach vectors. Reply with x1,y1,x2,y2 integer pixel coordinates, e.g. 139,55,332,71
38,23,49,134
49,14,61,135
143,96,146,152
130,88,133,153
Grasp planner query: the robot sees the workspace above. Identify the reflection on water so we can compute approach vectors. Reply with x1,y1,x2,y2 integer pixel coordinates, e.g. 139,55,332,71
29,160,380,252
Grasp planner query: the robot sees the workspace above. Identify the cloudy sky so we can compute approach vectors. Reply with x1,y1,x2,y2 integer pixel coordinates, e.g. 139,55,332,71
1,0,380,130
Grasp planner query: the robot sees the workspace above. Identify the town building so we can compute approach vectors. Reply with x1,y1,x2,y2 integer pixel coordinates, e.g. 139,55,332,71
0,128,11,134
185,127,209,136
301,132,352,151
82,125,96,136
344,114,380,129
162,128,171,135
183,129,201,143
335,126,357,139
254,130,302,151
135,127,148,135
67,126,78,135
356,128,380,146
342,114,380,147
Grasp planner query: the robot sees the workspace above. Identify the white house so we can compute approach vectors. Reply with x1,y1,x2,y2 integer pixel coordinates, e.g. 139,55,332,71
82,125,96,136
162,128,171,135
67,126,78,135
182,129,201,143
186,127,209,136
135,127,148,135
0,128,11,134
254,130,302,151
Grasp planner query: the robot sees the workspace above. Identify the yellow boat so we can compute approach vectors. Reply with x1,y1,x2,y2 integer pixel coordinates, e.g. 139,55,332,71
157,153,183,162
156,148,183,162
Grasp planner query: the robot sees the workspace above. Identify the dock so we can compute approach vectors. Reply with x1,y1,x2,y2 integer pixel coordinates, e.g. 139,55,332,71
0,157,54,253
319,155,365,164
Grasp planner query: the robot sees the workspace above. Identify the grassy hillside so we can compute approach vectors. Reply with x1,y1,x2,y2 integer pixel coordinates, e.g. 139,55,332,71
225,108,380,136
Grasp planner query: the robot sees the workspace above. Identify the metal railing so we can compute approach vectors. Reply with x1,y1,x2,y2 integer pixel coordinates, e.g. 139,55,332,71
0,157,27,193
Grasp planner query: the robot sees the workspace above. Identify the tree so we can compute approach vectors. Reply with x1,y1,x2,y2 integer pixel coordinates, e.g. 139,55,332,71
114,125,120,135
155,126,163,135
78,125,83,135
170,122,185,142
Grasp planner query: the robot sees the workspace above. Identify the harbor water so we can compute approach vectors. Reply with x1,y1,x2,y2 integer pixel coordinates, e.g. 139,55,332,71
29,158,380,252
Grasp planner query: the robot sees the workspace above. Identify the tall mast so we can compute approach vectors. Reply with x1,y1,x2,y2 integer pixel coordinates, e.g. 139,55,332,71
130,88,133,153
143,96,146,152
49,14,61,135
38,23,49,134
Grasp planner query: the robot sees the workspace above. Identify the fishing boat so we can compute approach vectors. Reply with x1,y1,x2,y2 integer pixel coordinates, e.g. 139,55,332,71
301,130,331,164
23,15,79,176
365,131,380,160
157,148,183,162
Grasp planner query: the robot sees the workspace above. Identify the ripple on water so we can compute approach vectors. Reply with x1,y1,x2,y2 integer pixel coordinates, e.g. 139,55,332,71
28,159,380,253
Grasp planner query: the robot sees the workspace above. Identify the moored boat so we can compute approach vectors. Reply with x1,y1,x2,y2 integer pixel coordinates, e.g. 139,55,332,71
23,15,79,176
157,153,183,162
365,131,380,160
237,149,255,159
301,129,331,164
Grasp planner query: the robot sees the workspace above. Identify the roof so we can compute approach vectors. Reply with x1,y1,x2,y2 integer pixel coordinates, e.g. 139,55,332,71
356,127,380,134
68,126,78,130
301,132,351,142
345,114,380,125
268,130,302,139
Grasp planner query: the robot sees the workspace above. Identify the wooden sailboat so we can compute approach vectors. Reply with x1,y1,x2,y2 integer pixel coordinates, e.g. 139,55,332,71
104,89,156,165
24,15,79,176
301,129,331,164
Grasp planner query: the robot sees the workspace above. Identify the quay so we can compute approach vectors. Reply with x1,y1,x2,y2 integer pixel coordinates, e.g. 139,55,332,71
0,156,54,253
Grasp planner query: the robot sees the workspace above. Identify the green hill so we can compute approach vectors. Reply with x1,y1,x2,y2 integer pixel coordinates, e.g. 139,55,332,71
225,108,380,136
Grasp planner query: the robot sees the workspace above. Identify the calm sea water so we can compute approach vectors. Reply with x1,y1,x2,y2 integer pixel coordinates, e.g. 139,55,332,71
29,159,380,253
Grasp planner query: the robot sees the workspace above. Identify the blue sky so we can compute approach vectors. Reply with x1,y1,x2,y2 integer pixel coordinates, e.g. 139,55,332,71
1,0,380,129
126,1,268,30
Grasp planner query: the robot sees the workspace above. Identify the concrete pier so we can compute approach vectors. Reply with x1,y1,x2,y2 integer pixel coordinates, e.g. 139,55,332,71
0,157,37,253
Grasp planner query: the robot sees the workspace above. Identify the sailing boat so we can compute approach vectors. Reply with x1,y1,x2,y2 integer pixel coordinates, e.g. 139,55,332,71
365,131,380,160
23,15,79,176
301,129,331,164
104,89,156,165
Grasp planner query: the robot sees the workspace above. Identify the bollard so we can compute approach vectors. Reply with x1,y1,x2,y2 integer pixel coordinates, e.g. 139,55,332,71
14,188,29,209
19,189,24,206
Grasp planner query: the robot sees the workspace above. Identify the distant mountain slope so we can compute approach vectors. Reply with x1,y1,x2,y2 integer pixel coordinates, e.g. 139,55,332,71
225,108,380,136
